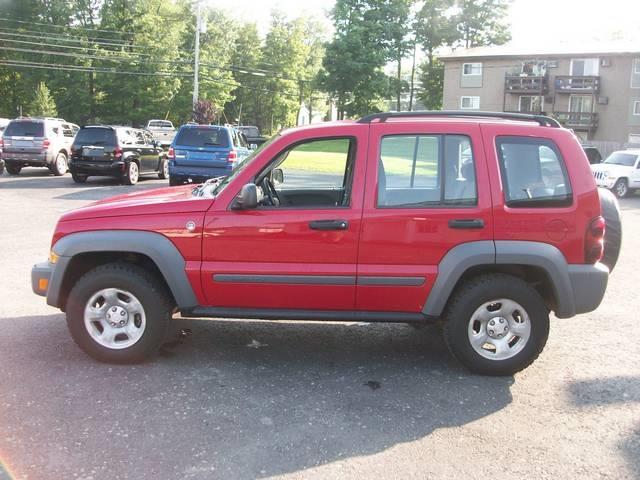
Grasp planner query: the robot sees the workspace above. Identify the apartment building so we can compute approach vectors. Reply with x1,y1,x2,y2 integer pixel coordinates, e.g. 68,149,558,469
441,43,640,144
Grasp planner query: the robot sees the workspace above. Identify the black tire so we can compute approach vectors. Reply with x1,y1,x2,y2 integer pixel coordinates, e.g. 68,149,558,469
169,176,181,186
443,274,550,376
0,161,4,175
6,164,21,175
66,263,174,364
71,173,88,184
613,178,629,198
51,152,68,176
599,188,622,272
158,157,169,179
123,160,139,185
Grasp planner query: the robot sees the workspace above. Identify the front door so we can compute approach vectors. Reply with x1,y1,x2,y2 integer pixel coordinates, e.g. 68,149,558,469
200,129,368,311
356,122,493,313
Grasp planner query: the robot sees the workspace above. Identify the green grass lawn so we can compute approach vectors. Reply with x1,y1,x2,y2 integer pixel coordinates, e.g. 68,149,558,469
281,137,438,177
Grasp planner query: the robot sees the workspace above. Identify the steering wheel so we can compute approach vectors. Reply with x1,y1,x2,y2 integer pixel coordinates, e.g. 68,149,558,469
261,175,281,206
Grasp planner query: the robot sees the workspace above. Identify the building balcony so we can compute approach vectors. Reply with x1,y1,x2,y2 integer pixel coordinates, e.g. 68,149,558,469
554,75,600,93
553,111,598,130
505,75,548,94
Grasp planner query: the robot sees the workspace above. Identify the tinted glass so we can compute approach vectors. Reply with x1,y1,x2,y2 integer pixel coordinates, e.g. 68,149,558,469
148,121,173,128
74,128,117,146
239,126,260,137
4,121,44,137
175,127,229,148
497,136,572,207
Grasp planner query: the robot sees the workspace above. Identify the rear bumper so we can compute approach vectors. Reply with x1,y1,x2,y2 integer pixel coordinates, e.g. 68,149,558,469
168,163,230,184
2,151,50,166
31,262,53,297
566,263,609,316
69,160,124,176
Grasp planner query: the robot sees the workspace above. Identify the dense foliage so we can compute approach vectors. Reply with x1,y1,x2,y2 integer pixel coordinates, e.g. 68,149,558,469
0,0,511,129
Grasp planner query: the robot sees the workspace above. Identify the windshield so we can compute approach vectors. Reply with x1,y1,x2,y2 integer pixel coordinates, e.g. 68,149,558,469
175,127,229,148
238,126,260,137
193,134,278,198
603,152,638,167
4,121,44,137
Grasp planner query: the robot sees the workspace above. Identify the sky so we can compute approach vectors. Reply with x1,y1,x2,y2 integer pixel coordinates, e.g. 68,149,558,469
205,0,640,45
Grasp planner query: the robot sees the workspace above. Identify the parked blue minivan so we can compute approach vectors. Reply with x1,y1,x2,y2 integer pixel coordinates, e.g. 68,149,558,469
168,124,251,186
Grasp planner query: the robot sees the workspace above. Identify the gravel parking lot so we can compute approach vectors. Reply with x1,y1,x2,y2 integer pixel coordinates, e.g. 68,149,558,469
0,169,639,480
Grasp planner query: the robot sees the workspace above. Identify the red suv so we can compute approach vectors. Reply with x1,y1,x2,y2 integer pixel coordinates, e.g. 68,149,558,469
31,112,620,375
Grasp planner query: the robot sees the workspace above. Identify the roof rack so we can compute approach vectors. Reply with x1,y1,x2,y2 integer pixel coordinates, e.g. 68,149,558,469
356,110,562,128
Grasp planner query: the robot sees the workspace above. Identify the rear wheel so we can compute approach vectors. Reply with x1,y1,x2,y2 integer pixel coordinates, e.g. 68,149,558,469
613,178,629,198
599,187,622,272
6,164,21,175
51,152,68,176
158,158,169,179
72,172,88,183
123,161,139,185
169,176,181,186
66,263,173,363
443,274,549,376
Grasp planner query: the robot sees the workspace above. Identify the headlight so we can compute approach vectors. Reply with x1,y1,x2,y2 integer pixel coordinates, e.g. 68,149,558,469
49,250,59,264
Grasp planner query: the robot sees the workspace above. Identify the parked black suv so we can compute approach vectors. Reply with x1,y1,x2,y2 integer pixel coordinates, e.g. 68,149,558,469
69,126,168,185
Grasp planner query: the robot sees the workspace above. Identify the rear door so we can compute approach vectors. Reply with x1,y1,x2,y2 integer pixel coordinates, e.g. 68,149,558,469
356,121,493,313
173,127,231,168
73,128,117,164
2,120,45,157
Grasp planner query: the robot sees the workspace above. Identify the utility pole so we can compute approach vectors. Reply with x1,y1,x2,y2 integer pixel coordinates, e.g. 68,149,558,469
192,0,202,117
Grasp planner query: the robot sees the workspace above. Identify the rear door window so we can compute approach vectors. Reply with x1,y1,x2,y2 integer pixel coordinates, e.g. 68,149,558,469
377,134,477,207
74,128,116,146
174,128,229,148
4,121,44,137
496,136,572,207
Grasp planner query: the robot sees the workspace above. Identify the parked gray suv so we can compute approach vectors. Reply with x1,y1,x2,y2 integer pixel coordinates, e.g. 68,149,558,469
0,118,77,175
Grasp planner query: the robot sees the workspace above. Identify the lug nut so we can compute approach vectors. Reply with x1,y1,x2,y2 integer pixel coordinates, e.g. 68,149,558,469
119,320,125,326
110,322,116,327
489,320,495,326
120,311,125,316
499,318,504,323
489,329,494,335
112,307,117,312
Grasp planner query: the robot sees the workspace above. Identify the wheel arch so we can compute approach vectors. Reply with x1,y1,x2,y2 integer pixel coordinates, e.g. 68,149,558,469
48,231,198,311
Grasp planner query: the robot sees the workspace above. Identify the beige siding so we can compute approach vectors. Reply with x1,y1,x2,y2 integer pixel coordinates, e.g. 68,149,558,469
442,54,640,143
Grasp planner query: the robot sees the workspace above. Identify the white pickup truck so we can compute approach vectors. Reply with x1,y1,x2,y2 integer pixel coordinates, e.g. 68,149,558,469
145,119,176,149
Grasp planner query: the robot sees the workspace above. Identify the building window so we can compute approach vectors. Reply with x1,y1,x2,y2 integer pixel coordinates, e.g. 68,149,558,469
570,58,599,76
629,134,640,144
519,96,543,113
460,96,480,109
634,101,640,116
634,59,640,74
462,63,482,76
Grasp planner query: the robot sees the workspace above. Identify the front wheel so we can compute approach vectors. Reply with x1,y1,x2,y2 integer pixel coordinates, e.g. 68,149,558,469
613,178,629,198
123,161,139,185
443,274,549,376
66,263,174,363
72,172,88,183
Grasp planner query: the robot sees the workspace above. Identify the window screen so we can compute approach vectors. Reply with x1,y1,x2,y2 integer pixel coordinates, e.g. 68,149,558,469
496,136,572,207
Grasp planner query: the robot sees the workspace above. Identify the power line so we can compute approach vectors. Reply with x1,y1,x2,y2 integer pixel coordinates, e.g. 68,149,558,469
0,16,132,36
0,26,148,50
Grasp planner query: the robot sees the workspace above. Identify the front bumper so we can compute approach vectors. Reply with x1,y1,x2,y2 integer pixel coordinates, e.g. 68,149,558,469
31,262,53,297
567,262,609,315
595,178,616,189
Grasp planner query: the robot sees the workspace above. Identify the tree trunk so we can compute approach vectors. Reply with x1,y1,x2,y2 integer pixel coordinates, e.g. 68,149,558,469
408,42,417,111
396,45,402,111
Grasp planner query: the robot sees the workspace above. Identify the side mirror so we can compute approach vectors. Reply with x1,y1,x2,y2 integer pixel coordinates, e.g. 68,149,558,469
272,168,284,184
231,183,258,210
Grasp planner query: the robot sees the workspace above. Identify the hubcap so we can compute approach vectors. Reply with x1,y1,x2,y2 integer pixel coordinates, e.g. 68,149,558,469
130,163,139,182
84,288,146,350
467,298,531,361
163,161,169,177
617,182,627,196
57,155,67,173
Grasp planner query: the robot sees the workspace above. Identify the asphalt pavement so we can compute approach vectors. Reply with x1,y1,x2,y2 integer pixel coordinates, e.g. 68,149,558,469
0,169,639,480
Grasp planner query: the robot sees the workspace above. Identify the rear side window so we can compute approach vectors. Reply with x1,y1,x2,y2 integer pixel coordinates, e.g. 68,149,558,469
4,121,44,137
378,134,477,207
175,127,229,148
74,128,116,146
496,136,572,207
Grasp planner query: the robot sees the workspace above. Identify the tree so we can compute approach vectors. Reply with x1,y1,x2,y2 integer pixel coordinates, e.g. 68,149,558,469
29,82,58,117
193,99,217,124
416,58,444,110
382,0,413,111
454,0,511,48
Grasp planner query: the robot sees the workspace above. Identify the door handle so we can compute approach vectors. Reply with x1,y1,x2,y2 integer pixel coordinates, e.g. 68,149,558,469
448,219,484,229
309,220,349,231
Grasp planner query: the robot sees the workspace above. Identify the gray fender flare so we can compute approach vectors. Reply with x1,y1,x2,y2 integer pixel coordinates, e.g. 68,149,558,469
422,240,578,318
48,230,198,309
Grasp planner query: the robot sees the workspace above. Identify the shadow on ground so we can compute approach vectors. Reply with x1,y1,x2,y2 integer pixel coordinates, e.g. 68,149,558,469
0,315,514,479
569,376,640,479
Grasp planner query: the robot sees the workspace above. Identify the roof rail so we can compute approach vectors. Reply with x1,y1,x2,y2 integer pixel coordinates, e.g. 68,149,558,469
357,110,562,128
